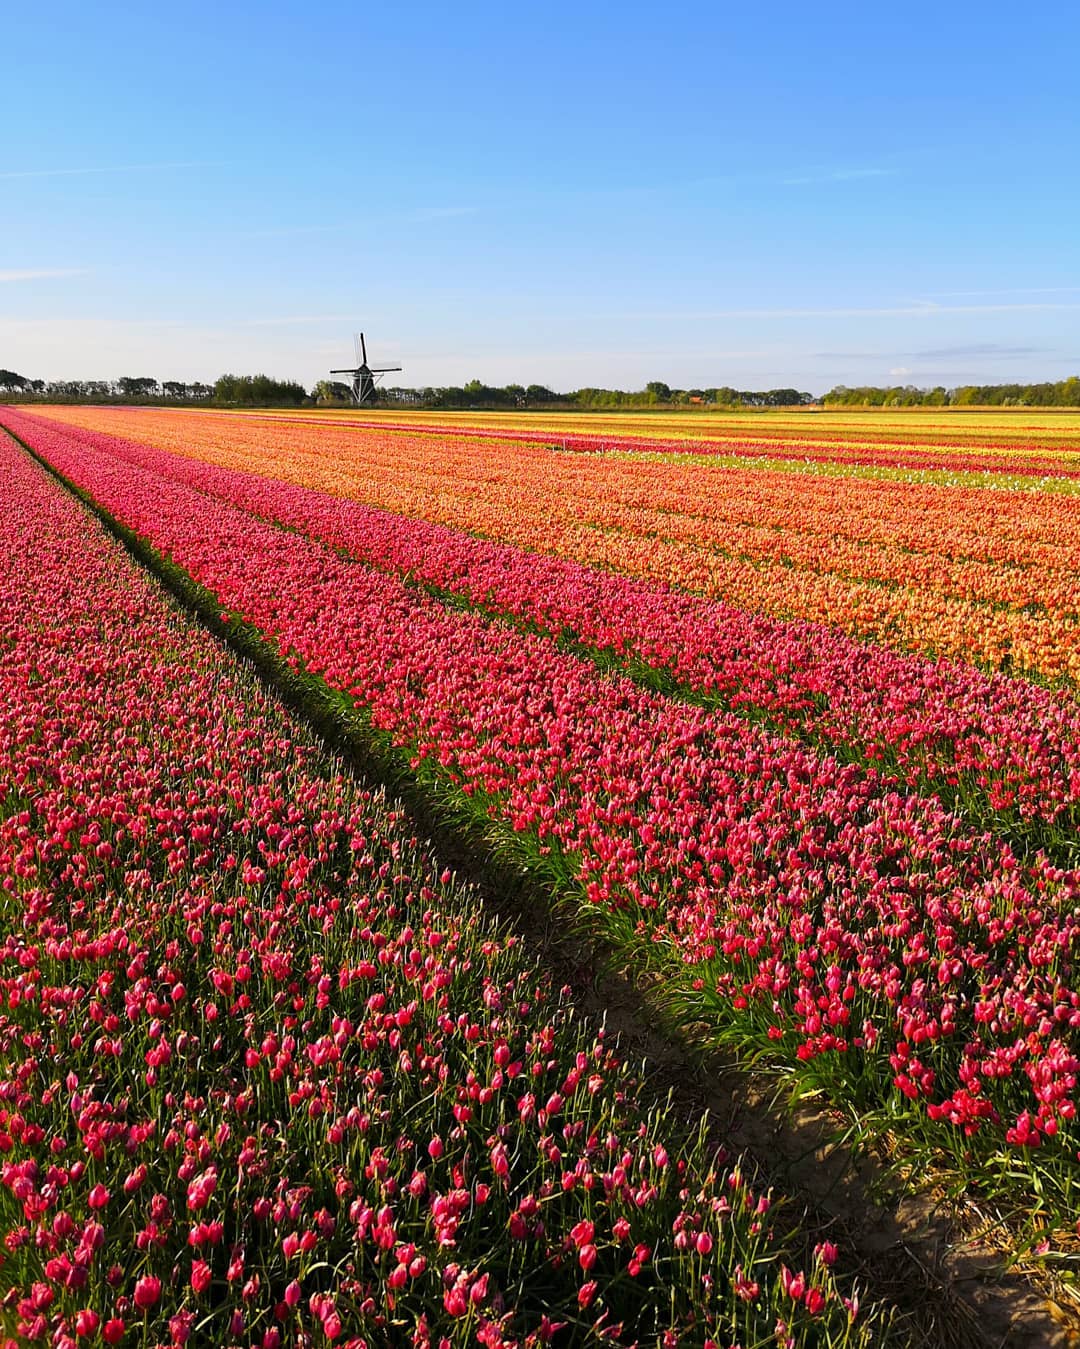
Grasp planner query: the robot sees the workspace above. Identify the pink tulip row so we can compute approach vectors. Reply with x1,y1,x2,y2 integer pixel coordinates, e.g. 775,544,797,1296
9,409,1080,859
0,438,875,1345
21,407,1080,686
10,415,1079,1221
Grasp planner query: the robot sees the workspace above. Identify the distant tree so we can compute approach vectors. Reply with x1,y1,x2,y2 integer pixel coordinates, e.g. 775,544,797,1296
457,379,520,406
214,373,307,406
645,381,671,402
823,378,1080,407
313,380,353,402
383,386,426,406
0,369,28,392
118,376,159,399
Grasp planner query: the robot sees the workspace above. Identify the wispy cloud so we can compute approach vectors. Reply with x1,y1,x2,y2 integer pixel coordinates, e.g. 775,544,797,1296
407,205,478,221
629,300,1080,321
233,206,478,239
782,167,895,186
928,285,1080,299
814,342,1053,362
239,315,359,327
0,268,87,283
0,161,223,181
910,342,1049,360
3,313,357,331
235,223,356,240
812,351,883,360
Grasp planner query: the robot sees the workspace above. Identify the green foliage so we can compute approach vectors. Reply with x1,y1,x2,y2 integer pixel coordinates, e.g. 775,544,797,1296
118,375,160,399
15,365,1080,412
312,379,353,403
380,383,815,410
213,372,308,405
824,377,1080,407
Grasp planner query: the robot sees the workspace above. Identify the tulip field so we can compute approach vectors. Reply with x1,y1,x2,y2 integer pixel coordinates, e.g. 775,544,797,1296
0,430,879,1346
2,402,1080,1344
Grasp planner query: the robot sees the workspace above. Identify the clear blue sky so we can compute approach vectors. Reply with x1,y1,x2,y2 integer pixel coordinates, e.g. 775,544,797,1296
3,0,1078,394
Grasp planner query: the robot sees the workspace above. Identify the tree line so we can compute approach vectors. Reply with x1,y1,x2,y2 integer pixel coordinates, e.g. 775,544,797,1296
0,371,307,405
5,365,1080,409
0,371,213,401
2,369,815,410
332,381,816,409
824,376,1080,408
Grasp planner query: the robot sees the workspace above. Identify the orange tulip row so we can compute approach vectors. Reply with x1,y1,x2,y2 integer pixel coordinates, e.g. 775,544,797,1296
26,405,1080,683
228,404,1080,456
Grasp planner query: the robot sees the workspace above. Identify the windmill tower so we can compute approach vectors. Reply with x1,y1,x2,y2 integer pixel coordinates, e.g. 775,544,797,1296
331,332,402,405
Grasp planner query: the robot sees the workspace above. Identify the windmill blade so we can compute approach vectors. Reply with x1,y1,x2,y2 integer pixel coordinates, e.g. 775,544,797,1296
331,330,402,398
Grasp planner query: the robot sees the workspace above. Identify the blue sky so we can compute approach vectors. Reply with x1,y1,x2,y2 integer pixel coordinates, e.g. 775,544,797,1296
3,0,1078,394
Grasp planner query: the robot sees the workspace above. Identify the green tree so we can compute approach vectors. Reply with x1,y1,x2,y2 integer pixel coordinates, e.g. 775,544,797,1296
118,376,159,399
214,373,307,406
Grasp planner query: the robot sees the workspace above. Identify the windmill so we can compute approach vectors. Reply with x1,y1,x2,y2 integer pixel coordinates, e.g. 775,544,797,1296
331,332,402,405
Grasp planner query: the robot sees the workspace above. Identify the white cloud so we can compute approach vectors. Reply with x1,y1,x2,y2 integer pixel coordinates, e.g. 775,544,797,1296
889,366,912,377
239,315,360,327
618,300,1080,321
231,206,478,240
782,167,895,186
929,285,1080,298
407,206,478,222
234,224,357,240
0,268,87,283
0,161,222,181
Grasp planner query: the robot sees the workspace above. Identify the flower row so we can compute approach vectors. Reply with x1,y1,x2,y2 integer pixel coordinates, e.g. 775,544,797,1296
150,406,1080,478
11,414,1079,1224
21,406,1080,683
12,410,1080,863
0,436,877,1346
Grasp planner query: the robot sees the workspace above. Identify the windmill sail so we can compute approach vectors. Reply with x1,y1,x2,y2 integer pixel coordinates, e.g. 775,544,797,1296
330,330,402,405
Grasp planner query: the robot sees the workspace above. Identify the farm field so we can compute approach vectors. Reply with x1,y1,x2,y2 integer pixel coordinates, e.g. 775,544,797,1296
2,403,1080,1343
201,405,1080,472
209,404,1080,454
0,430,882,1346
21,404,1080,683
